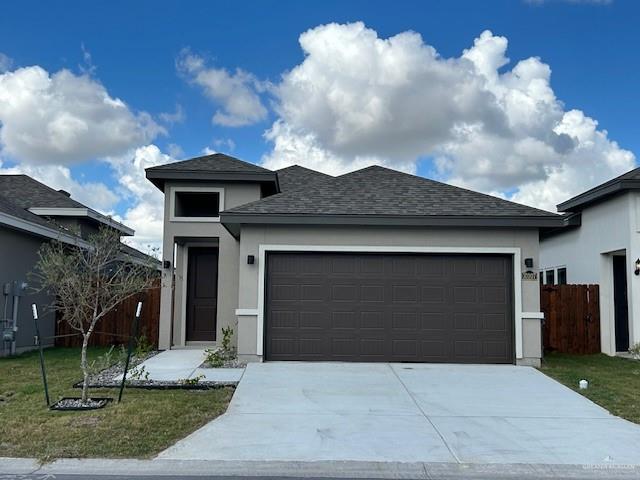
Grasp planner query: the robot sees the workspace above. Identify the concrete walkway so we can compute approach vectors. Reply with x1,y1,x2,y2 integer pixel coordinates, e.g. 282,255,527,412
120,349,245,383
159,362,640,465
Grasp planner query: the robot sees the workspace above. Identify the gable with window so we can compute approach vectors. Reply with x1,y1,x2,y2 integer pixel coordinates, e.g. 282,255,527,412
170,187,224,222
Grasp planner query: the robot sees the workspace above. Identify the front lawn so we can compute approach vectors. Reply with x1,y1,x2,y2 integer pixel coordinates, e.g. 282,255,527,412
0,347,233,461
540,353,640,424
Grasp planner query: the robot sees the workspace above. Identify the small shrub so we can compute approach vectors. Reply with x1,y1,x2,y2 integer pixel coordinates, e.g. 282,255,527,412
205,348,225,368
629,343,640,360
134,332,154,358
180,374,205,385
221,326,234,355
128,365,150,382
89,345,117,375
204,326,237,368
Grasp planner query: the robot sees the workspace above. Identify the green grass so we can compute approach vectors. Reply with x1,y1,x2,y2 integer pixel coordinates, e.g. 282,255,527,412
0,347,233,461
540,353,640,424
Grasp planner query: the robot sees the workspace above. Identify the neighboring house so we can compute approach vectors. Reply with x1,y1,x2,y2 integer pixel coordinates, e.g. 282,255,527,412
540,167,640,356
0,174,154,356
147,153,562,366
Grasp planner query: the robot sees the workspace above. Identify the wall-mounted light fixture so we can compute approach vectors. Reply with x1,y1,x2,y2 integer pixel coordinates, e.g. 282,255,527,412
163,260,171,269
524,258,534,269
635,258,640,276
247,255,255,265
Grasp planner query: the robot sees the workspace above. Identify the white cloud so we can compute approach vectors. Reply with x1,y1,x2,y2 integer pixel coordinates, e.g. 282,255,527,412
0,53,12,73
177,50,267,127
167,143,185,158
262,23,634,211
0,161,119,212
159,104,186,125
107,144,173,251
0,65,164,164
213,137,236,152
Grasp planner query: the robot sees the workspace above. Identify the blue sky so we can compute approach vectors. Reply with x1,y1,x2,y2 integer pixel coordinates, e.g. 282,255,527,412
0,0,638,247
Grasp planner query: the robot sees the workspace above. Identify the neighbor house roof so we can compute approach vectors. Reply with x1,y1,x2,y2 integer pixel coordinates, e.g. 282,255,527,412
0,174,86,209
557,166,640,212
146,153,279,193
0,195,91,247
0,175,133,235
221,165,562,234
276,165,332,191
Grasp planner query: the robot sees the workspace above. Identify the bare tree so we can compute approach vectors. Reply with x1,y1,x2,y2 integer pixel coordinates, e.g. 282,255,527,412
34,227,159,404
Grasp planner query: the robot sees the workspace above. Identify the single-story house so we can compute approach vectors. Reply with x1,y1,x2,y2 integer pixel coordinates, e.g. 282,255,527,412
540,166,640,355
147,153,563,366
0,174,155,356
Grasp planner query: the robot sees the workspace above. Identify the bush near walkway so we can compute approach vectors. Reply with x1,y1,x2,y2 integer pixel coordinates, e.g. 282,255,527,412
540,353,640,425
0,347,232,461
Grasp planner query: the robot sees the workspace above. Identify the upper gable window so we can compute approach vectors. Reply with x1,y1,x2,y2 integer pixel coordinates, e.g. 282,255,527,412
170,187,224,222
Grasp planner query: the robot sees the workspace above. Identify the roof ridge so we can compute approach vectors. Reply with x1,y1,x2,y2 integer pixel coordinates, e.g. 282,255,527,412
340,165,555,216
149,153,272,173
223,163,559,219
276,164,333,176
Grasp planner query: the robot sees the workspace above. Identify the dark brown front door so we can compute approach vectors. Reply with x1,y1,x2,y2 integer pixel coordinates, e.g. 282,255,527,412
613,255,629,352
186,247,218,341
265,252,514,363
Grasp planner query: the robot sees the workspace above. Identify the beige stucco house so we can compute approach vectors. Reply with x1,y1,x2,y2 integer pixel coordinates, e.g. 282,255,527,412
146,153,562,366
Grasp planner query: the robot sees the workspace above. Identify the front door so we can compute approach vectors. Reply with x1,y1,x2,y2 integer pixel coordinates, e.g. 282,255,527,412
186,247,218,341
613,255,629,352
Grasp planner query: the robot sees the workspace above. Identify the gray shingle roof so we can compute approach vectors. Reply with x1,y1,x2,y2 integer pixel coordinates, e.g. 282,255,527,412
557,166,640,212
276,165,332,192
146,153,272,174
224,165,558,218
0,195,53,228
0,175,85,209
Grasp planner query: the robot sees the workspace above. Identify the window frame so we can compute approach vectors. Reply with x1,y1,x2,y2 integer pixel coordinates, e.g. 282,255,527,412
545,269,555,285
169,186,225,222
557,267,567,285
541,266,567,285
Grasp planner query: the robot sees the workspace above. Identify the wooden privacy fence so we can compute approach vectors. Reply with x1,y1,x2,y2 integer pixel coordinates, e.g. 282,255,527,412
540,284,600,354
55,280,161,348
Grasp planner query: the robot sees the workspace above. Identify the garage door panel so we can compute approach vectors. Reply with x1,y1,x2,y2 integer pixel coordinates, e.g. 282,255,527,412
421,312,448,330
361,285,385,302
265,252,513,363
392,285,419,303
421,286,446,303
299,311,325,330
360,311,385,329
332,311,357,329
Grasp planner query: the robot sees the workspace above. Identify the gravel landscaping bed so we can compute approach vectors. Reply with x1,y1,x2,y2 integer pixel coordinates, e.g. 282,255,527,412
75,351,242,389
199,358,247,369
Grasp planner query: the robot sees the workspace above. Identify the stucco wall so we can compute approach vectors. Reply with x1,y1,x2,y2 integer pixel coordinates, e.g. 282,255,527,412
235,224,542,364
540,193,631,283
540,192,639,354
158,181,261,349
0,227,55,355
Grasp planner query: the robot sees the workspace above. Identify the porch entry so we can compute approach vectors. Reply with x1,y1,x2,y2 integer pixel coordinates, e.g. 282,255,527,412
613,255,629,352
186,246,218,341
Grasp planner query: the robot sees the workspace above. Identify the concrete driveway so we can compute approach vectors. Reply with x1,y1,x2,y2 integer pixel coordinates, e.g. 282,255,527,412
159,362,640,465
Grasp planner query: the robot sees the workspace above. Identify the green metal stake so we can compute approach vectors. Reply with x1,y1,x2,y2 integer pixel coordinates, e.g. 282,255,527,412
32,304,50,407
118,300,142,403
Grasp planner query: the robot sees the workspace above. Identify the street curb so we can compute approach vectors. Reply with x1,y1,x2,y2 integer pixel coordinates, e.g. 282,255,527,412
3,457,640,479
0,457,40,475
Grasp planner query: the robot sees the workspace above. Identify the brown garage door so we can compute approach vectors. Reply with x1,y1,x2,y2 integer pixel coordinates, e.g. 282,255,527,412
265,252,514,363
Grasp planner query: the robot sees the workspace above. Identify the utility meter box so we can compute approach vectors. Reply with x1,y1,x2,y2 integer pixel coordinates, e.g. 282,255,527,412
2,326,15,342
